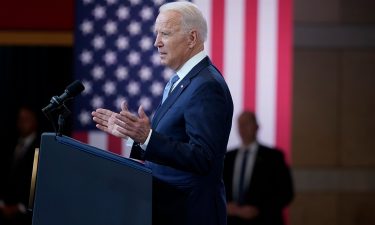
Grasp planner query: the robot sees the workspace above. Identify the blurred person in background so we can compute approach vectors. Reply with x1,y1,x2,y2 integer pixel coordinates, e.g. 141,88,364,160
223,111,294,225
0,105,40,225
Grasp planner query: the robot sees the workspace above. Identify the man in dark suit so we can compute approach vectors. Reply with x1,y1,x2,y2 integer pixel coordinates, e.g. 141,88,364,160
92,2,233,225
0,106,40,225
223,111,294,225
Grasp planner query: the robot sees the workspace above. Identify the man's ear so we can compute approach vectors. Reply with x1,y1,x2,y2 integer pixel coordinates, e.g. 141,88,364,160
188,30,198,48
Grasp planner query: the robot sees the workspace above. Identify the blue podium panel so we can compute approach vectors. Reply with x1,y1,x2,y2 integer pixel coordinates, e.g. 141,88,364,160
32,133,152,225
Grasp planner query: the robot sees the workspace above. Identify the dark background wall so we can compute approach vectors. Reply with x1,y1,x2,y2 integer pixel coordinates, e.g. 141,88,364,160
0,47,73,168
291,0,375,225
0,1,74,162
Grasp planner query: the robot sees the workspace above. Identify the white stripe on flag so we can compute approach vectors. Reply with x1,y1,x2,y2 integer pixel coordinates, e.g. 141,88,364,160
256,0,278,146
193,0,212,56
88,131,107,151
224,0,246,149
88,132,130,157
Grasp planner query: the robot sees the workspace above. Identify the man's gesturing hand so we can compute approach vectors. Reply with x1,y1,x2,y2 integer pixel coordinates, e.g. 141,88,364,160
115,105,151,144
91,101,128,139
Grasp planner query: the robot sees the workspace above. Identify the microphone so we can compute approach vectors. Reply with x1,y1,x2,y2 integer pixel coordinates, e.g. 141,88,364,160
42,80,85,114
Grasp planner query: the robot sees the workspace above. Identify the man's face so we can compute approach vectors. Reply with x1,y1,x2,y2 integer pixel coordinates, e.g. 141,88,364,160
17,108,37,137
238,113,258,145
154,10,191,71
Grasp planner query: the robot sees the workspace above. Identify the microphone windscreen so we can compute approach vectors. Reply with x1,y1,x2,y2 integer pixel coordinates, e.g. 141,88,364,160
66,80,85,97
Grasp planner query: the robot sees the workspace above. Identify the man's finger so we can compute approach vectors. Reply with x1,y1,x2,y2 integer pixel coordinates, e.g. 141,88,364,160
138,105,147,119
121,101,128,111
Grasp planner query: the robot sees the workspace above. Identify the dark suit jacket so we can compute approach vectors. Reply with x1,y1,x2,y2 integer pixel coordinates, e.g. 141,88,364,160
1,135,39,206
223,145,294,225
132,57,233,225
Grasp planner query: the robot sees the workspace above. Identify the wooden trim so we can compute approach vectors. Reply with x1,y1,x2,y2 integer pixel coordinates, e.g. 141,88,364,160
293,168,375,192
294,25,375,48
0,31,73,46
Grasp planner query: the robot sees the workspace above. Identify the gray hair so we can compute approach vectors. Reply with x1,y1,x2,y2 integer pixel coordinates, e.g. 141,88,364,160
159,1,208,42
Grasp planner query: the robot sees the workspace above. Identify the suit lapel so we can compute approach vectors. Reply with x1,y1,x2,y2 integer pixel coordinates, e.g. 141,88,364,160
152,78,190,128
151,57,211,128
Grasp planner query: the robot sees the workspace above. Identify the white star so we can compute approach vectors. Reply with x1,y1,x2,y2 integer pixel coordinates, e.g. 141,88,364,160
103,80,116,95
140,6,153,21
79,110,91,126
129,0,141,5
81,80,92,95
83,0,93,4
154,0,165,6
139,66,152,81
91,65,105,80
151,51,161,65
117,6,129,20
150,81,164,96
163,68,174,81
138,97,152,111
106,0,117,5
103,50,117,65
104,20,118,35
91,95,104,108
80,20,93,34
92,35,105,49
115,66,128,80
92,5,106,20
80,50,93,64
116,36,129,50
128,21,141,36
127,81,140,96
127,51,140,66
139,36,153,51
114,96,127,110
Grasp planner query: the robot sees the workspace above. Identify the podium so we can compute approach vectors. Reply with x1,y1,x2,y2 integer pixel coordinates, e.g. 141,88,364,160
31,133,152,225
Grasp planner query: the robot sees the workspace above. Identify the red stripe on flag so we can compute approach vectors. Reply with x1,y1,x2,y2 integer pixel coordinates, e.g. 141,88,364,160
276,0,293,164
72,131,88,143
243,0,258,111
108,135,122,155
210,0,225,73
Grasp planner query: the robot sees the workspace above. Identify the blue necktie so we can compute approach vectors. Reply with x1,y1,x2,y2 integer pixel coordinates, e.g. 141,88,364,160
237,150,249,204
162,74,179,103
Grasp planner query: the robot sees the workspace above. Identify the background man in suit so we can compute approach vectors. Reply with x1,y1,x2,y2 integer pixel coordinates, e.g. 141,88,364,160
92,2,233,225
223,111,294,225
0,106,40,225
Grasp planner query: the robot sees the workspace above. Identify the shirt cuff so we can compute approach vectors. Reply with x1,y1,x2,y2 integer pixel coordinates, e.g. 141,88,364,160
123,138,134,158
140,129,152,150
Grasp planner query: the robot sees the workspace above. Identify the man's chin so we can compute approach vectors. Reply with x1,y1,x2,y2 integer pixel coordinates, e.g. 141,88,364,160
159,59,167,66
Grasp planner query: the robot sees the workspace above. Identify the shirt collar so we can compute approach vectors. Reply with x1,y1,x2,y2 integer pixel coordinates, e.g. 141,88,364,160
20,132,37,147
240,141,258,153
175,50,207,80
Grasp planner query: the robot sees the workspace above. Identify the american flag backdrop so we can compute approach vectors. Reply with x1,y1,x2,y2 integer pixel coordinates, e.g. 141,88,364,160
73,0,293,163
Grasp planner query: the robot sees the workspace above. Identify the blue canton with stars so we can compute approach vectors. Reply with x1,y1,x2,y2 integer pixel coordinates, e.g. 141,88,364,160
74,0,174,131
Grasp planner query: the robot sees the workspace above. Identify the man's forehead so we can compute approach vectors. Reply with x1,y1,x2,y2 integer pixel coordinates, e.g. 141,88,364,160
155,11,181,29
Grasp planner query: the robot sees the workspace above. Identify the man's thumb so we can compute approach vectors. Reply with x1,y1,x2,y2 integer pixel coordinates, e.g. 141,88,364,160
138,105,147,118
121,101,128,111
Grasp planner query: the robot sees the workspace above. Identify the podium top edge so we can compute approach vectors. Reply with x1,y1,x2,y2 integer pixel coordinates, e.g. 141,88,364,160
41,132,151,174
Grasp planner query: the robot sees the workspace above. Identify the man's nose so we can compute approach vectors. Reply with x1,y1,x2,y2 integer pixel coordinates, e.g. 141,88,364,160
154,35,162,47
